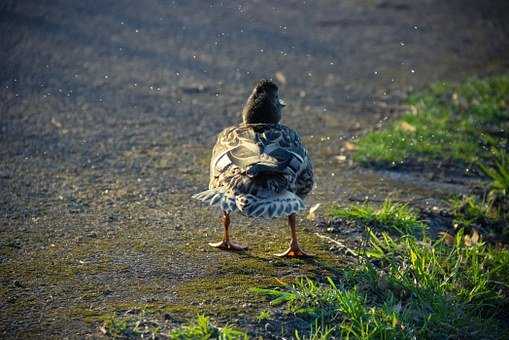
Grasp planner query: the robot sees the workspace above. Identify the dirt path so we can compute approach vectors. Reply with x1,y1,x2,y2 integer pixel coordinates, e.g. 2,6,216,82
1,0,508,337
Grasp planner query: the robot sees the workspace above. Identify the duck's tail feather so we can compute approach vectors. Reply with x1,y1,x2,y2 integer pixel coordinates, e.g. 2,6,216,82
192,189,236,213
235,191,305,218
193,189,305,218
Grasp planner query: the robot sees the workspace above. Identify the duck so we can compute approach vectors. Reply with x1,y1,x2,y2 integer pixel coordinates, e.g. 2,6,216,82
193,80,314,257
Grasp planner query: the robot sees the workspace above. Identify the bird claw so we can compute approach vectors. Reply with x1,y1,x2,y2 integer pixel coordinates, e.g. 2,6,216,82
209,240,248,251
275,242,311,258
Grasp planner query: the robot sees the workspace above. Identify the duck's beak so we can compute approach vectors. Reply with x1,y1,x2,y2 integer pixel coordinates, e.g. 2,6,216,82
279,98,287,107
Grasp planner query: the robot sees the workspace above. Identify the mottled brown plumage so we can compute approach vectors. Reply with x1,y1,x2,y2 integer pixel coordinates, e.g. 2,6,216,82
203,123,313,217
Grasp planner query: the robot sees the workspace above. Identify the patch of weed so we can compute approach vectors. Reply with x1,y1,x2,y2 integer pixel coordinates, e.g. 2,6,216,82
354,75,509,168
329,199,425,235
256,230,509,339
449,142,508,239
169,315,247,339
450,195,494,227
294,319,335,340
99,312,247,339
255,277,406,338
101,315,133,337
255,309,271,322
479,144,509,210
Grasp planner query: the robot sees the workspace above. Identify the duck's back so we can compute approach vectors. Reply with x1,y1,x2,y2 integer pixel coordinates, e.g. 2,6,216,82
193,123,313,218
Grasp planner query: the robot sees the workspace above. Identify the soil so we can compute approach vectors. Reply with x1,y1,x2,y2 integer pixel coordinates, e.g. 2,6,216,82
1,0,508,338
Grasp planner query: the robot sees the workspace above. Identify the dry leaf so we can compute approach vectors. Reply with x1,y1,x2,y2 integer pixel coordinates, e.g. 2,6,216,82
334,155,347,162
439,231,455,246
275,278,286,286
307,203,321,221
344,141,357,151
399,121,416,132
464,229,480,246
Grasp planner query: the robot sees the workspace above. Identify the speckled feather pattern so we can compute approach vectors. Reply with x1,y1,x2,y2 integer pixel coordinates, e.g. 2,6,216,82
193,123,313,218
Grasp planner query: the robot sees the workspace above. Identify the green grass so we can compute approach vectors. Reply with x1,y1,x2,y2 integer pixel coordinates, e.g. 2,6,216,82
354,75,509,168
449,142,508,236
169,315,247,340
329,199,425,235
450,195,496,229
294,320,336,340
255,309,271,322
100,312,247,339
479,144,509,208
479,146,509,239
255,277,406,339
255,230,509,339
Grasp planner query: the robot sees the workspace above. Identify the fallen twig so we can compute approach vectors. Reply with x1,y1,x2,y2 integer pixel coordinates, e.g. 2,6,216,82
315,233,359,257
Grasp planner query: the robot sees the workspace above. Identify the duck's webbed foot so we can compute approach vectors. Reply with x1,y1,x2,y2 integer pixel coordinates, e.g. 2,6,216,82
275,241,310,257
209,240,248,251
275,213,312,258
209,212,248,252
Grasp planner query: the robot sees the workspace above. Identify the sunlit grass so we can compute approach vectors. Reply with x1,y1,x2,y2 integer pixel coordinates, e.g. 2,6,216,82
449,142,509,237
294,322,335,340
255,230,509,339
329,199,425,235
255,309,271,322
354,75,509,168
255,277,405,339
101,315,131,338
169,315,247,340
100,313,247,339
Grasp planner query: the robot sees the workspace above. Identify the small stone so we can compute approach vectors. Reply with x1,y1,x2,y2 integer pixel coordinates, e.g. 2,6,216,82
274,71,287,85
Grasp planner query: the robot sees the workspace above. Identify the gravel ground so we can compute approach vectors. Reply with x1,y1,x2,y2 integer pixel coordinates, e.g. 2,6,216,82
1,0,508,337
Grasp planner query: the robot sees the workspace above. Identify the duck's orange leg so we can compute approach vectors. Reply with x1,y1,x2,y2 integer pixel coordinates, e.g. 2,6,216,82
275,214,311,257
209,211,248,251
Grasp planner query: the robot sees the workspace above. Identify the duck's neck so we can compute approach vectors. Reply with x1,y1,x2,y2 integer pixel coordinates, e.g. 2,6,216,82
242,109,281,124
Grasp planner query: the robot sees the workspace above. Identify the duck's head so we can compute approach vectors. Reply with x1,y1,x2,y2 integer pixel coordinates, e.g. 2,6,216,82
242,79,286,125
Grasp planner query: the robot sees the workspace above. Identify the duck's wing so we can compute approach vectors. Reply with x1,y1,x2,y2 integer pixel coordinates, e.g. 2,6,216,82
192,126,243,213
208,125,272,192
209,125,313,196
208,125,256,190
279,126,314,198
195,124,313,217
